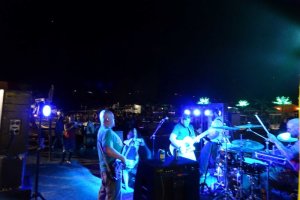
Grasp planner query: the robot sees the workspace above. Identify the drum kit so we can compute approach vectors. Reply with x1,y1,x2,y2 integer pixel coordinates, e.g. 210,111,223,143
207,119,298,200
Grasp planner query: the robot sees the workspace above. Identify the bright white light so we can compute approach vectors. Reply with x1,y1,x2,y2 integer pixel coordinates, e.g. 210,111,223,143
193,109,201,116
42,105,51,117
204,109,212,116
184,109,191,115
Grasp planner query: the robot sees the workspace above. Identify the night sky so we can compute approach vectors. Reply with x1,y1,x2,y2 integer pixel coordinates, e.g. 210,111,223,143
1,0,300,109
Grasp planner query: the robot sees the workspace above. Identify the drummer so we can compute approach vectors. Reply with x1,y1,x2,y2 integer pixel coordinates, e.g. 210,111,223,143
199,109,225,177
261,118,299,199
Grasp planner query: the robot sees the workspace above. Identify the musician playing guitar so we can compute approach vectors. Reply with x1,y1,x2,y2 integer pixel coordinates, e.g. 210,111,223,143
169,113,207,161
97,110,129,200
121,128,145,192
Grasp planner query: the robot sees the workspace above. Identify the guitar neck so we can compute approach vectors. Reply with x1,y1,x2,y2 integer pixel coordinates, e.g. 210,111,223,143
123,139,136,158
195,129,210,141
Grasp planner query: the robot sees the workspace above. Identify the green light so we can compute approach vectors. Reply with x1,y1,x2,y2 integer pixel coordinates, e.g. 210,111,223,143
197,97,210,104
273,96,292,105
236,100,249,107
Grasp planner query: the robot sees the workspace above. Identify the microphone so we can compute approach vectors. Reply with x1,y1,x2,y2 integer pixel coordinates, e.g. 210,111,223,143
160,117,169,123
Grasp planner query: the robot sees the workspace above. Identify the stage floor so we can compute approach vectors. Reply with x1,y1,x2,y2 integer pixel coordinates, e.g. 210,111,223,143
9,148,295,200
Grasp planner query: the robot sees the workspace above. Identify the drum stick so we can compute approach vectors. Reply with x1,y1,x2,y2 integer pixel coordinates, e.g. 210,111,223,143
254,115,271,135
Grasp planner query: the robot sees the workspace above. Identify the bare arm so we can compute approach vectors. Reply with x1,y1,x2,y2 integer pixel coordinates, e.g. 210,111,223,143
268,133,296,160
104,145,126,164
169,133,183,149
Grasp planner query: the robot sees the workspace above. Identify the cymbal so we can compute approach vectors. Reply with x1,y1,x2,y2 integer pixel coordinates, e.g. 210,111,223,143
234,124,262,129
211,125,239,131
219,142,237,149
277,132,298,143
229,139,264,152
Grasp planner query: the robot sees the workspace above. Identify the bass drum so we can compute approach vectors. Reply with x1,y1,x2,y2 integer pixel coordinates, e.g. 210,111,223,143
226,168,264,199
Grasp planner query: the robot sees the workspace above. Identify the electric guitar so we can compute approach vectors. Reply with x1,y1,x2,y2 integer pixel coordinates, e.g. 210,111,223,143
111,137,142,178
169,129,212,161
122,138,142,169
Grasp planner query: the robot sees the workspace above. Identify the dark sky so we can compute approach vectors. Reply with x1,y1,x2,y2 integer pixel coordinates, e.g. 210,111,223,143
1,0,300,109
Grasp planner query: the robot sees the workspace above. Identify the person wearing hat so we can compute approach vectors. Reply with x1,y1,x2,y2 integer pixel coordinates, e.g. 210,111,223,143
169,113,202,161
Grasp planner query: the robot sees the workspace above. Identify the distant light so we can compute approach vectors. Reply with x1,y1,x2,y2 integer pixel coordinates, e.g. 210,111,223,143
42,105,51,117
236,100,249,107
183,109,191,115
273,96,292,105
193,109,201,116
197,97,210,105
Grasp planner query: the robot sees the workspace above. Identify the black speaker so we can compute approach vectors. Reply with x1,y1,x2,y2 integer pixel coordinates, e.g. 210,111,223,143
0,188,31,200
0,90,32,156
133,156,200,200
0,155,23,189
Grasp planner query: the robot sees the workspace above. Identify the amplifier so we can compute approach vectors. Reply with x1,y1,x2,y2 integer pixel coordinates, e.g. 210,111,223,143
254,151,286,165
134,156,199,200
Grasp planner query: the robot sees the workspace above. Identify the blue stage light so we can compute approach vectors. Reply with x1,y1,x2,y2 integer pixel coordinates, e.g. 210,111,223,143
183,109,191,116
193,109,201,116
42,105,51,117
204,109,212,116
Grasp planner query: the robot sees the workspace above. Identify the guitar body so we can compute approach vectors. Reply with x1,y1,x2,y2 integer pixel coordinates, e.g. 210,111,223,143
169,136,197,161
109,160,124,181
169,129,212,161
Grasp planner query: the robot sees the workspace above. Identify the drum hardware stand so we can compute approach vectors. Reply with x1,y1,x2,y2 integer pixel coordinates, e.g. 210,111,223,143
229,132,245,200
244,172,263,200
253,114,274,200
200,141,213,195
213,132,235,200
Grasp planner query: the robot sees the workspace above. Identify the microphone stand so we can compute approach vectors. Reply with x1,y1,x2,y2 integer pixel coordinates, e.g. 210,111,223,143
150,119,166,158
31,116,46,200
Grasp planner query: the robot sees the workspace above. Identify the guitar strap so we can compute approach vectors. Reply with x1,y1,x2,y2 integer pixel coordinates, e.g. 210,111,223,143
187,126,193,137
98,143,118,180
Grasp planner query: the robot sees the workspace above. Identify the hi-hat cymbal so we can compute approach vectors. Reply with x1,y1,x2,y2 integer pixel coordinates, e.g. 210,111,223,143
234,124,262,129
229,139,264,152
211,125,239,131
277,132,298,143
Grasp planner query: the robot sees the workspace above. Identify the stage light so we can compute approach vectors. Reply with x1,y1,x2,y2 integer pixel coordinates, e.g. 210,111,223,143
193,109,201,116
183,109,191,116
204,109,212,116
42,105,51,117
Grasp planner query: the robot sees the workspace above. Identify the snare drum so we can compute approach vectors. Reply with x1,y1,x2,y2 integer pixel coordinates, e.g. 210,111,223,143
243,157,268,174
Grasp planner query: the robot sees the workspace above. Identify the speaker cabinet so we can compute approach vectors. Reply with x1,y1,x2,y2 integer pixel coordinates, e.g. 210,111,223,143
0,90,32,155
134,157,200,200
0,155,23,189
0,188,31,200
